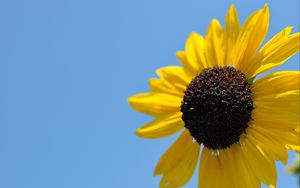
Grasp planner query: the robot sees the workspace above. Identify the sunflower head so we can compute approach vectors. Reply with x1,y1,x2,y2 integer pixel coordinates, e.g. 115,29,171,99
129,4,299,188
181,66,254,150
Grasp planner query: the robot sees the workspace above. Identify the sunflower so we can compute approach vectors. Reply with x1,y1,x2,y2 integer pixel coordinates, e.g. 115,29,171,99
128,4,300,188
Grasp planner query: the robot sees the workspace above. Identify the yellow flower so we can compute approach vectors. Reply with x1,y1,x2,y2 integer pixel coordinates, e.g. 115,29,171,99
128,4,300,188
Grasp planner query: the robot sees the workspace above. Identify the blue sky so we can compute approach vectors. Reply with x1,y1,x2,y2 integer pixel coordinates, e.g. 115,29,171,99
0,0,299,188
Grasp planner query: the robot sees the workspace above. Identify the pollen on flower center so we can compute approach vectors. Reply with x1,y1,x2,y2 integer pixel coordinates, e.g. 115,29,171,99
181,66,254,150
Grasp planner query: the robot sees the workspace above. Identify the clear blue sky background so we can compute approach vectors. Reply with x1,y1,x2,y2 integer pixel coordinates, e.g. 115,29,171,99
0,0,299,188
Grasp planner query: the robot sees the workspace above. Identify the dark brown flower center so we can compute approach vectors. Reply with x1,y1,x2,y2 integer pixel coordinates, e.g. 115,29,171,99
181,66,254,150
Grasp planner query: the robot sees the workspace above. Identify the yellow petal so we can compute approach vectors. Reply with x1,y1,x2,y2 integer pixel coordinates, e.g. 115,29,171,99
198,147,219,188
199,146,261,188
241,136,277,186
234,5,269,78
220,149,240,188
185,33,208,70
253,126,300,152
225,4,240,42
259,26,293,53
128,93,181,117
155,130,200,188
252,107,299,132
159,144,200,188
136,112,183,139
198,148,232,188
254,90,299,115
149,66,190,97
176,51,191,72
156,66,190,85
286,145,300,152
231,145,261,188
177,33,207,76
246,27,294,77
224,4,240,65
252,71,300,132
247,126,288,164
155,130,193,175
252,71,299,97
251,115,298,138
252,32,300,77
205,19,225,67
149,78,183,97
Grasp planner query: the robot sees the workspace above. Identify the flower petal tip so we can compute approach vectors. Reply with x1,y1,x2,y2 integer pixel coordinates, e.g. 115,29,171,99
135,128,145,138
228,4,237,13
